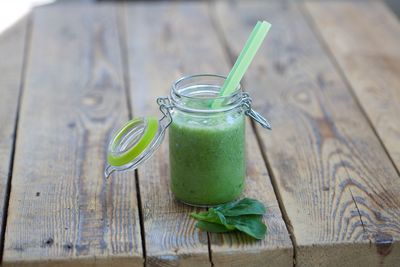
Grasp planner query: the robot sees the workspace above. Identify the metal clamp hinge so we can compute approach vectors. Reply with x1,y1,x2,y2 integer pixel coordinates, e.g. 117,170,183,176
241,93,272,130
157,97,173,128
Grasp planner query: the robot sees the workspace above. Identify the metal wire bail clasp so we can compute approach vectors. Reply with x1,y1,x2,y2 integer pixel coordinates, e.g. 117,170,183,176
242,93,272,130
157,97,173,129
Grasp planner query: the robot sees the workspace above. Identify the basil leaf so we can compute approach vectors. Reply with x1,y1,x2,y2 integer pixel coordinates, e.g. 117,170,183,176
195,221,234,233
211,209,236,230
191,209,235,230
190,211,218,222
214,198,266,216
190,198,268,240
225,215,267,240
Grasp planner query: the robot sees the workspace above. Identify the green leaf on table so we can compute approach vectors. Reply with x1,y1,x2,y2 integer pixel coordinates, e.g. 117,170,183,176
191,211,216,222
214,198,266,216
190,198,268,240
225,215,267,240
195,221,234,233
191,209,235,230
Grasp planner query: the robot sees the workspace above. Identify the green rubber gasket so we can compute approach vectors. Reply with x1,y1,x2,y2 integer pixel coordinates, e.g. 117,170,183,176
107,117,158,167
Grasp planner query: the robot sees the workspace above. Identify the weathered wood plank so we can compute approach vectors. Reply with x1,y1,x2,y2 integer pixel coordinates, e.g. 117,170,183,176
0,16,28,263
122,3,210,266
304,1,400,173
123,3,210,266
215,1,400,266
122,2,292,266
3,5,142,267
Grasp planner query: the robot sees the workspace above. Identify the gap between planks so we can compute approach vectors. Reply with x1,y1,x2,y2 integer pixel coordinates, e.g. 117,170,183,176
207,1,297,266
299,2,400,177
115,3,148,266
0,14,33,265
134,169,148,267
116,3,214,266
249,119,298,266
299,1,397,245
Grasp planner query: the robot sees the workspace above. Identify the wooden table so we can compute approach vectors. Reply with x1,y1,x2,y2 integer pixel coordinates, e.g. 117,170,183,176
0,1,399,266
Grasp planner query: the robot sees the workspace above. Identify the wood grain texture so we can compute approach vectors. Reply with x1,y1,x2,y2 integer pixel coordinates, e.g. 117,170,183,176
123,3,210,266
2,5,142,267
304,1,400,173
0,16,28,263
215,1,400,266
122,2,292,266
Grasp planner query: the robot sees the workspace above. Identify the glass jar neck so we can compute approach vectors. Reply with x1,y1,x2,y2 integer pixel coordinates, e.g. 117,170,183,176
170,74,244,114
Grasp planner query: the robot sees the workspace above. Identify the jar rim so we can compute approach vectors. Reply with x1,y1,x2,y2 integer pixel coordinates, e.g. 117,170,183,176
172,74,242,100
170,74,244,114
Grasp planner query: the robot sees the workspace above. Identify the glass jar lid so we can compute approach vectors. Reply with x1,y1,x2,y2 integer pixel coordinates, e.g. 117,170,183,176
105,117,166,178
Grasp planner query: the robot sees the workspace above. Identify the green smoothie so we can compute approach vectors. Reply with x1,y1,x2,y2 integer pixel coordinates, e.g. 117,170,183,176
169,113,245,206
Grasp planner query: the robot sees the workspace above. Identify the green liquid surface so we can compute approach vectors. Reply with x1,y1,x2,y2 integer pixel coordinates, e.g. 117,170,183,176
169,114,245,206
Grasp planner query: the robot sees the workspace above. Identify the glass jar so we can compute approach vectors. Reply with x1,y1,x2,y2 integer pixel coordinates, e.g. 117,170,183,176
105,74,271,207
168,74,246,206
